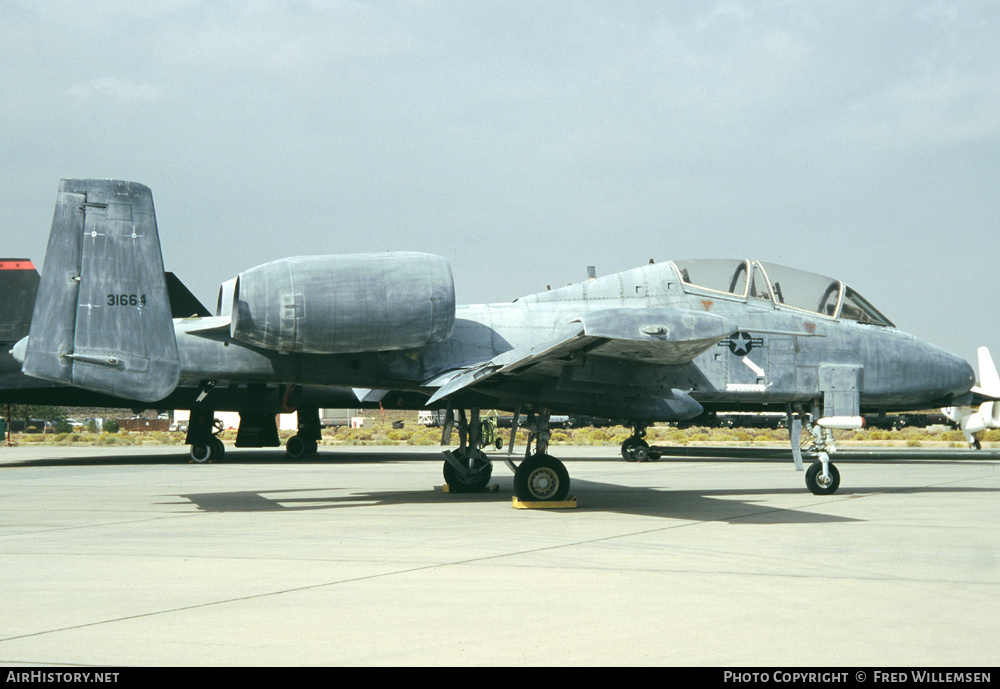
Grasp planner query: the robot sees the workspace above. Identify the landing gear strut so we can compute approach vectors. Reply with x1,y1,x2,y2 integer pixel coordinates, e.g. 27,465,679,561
440,406,571,502
789,406,842,495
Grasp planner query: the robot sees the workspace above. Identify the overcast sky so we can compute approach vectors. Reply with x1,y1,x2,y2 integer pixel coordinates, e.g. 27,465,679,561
3,1,998,367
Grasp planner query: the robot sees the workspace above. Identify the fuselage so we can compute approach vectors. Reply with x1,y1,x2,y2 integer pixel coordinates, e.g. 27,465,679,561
171,259,975,419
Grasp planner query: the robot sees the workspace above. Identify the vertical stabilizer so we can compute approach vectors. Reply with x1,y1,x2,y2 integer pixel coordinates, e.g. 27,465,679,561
977,347,1000,397
21,180,179,402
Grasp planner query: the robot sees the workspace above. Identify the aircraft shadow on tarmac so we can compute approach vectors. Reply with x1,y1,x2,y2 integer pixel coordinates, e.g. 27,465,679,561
165,478,1000,524
6,446,1000,469
0,449,445,468
7,448,999,524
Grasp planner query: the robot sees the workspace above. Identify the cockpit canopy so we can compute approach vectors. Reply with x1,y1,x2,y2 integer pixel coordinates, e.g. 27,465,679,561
671,259,894,327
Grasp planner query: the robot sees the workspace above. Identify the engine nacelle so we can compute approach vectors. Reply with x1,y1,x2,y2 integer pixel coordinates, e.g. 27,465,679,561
984,401,1000,429
228,253,455,354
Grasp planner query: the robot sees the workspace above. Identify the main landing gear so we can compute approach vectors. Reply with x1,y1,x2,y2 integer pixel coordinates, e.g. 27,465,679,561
441,408,494,492
285,406,321,458
620,422,661,462
186,410,225,463
441,406,571,502
184,384,323,461
514,452,570,502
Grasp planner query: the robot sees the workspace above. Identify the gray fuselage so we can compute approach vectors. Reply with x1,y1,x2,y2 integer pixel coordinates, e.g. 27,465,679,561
172,259,974,420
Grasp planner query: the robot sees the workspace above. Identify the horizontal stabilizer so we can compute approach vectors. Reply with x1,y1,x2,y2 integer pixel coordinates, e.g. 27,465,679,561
0,258,39,343
21,180,179,402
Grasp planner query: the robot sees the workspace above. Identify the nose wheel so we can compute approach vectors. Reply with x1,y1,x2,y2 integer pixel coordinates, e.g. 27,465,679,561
805,459,840,495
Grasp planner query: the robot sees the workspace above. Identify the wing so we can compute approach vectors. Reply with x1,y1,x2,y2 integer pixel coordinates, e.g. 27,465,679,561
425,306,737,406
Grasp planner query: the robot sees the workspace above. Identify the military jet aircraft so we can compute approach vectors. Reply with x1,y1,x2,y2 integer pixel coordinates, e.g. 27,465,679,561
13,179,991,501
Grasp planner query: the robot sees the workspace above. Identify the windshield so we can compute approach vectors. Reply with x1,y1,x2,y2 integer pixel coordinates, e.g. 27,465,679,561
839,287,894,326
757,262,841,315
673,259,894,326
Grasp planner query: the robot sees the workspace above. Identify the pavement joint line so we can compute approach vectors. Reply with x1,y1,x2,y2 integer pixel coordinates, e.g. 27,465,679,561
2,465,993,646
0,483,900,645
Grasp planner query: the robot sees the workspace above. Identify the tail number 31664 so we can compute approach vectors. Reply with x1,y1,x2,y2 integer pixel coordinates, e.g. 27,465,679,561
107,294,146,306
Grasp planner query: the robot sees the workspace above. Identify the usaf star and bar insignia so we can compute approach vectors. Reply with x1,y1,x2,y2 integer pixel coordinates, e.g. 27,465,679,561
719,331,764,356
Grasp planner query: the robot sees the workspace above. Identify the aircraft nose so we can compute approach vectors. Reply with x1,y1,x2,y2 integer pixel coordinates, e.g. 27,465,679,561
933,349,976,400
895,340,975,403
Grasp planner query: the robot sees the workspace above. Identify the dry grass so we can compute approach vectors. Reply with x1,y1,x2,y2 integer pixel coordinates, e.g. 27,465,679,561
7,421,995,449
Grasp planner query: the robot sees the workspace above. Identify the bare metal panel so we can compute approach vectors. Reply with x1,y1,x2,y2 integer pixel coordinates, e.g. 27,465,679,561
22,180,179,402
230,253,455,354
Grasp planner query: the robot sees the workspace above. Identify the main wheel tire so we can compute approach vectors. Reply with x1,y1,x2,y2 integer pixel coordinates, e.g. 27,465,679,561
286,434,307,458
805,461,841,495
514,454,570,502
190,443,213,463
211,437,225,461
621,437,649,462
443,458,493,493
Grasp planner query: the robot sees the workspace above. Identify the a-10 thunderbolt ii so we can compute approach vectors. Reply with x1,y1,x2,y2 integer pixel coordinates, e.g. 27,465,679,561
13,179,991,502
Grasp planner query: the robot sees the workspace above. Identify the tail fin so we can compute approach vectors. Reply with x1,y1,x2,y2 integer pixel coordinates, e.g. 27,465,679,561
21,179,179,402
0,259,39,344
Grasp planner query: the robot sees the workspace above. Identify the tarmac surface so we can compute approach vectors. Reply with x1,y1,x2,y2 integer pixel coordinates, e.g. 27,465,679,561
1,443,998,666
